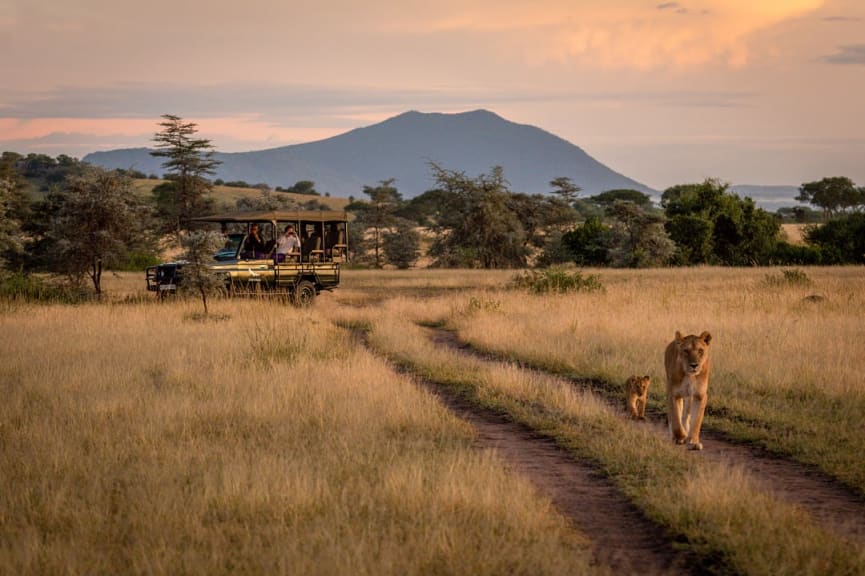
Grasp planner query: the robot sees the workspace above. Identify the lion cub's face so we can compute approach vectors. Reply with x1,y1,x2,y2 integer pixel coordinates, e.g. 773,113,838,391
627,375,651,396
676,331,711,375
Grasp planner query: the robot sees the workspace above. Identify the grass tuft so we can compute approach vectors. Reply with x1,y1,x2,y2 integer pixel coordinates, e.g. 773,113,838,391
511,268,605,294
761,268,813,287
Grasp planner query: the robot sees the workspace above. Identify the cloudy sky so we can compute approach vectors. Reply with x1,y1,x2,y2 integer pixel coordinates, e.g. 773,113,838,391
1,0,863,190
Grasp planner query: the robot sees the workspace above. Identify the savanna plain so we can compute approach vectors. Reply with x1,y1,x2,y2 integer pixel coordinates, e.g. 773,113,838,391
2,266,864,575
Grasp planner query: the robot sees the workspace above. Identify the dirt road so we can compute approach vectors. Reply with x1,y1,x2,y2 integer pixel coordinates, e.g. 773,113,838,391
421,328,865,573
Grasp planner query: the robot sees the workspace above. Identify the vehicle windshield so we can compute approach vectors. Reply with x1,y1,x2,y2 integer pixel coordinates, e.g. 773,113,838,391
215,233,245,261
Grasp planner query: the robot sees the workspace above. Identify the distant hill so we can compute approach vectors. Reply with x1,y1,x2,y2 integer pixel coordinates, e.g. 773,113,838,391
83,109,655,198
730,185,805,211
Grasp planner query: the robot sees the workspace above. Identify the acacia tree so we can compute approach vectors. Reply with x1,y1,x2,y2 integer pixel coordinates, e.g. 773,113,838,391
508,192,577,250
50,168,152,294
150,114,221,237
427,164,527,268
382,218,422,269
357,179,403,268
549,176,581,206
797,177,864,218
283,180,318,196
662,178,780,265
180,231,224,314
590,189,653,209
236,188,299,211
605,201,674,267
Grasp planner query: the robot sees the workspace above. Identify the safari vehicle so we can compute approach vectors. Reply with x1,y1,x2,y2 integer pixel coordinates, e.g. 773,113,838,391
146,210,348,306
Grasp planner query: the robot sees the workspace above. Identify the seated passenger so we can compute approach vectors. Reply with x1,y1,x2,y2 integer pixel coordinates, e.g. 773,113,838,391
243,223,267,258
276,224,301,262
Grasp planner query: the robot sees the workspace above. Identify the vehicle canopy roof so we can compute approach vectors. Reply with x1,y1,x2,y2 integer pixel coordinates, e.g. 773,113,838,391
192,210,348,224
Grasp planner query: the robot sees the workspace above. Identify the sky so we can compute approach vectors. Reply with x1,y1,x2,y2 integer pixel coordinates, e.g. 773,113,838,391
1,0,863,191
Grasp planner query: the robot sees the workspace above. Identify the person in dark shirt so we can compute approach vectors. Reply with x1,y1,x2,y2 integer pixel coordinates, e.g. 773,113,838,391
244,223,266,258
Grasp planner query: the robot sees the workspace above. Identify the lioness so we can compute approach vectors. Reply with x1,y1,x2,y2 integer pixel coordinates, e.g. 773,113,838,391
625,375,651,419
664,331,711,450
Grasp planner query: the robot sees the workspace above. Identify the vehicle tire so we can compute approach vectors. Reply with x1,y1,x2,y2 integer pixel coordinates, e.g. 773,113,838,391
292,280,316,307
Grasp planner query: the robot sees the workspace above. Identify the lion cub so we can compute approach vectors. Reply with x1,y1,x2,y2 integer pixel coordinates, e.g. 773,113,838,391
625,375,651,419
664,331,712,451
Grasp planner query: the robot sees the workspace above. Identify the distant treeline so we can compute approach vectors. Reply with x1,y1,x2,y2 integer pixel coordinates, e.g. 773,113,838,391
2,149,864,298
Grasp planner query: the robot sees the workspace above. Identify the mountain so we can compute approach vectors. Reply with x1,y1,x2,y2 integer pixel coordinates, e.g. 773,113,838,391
83,110,655,198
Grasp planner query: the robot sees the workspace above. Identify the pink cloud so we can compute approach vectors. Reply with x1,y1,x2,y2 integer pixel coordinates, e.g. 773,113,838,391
0,115,382,154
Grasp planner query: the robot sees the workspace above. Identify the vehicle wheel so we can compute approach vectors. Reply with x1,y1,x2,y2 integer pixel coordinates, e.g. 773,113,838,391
292,280,316,307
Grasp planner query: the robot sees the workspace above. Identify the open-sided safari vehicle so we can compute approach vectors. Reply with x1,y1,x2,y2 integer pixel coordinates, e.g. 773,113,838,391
146,210,348,306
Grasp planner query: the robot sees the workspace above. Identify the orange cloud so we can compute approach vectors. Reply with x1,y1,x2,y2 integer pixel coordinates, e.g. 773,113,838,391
401,0,826,69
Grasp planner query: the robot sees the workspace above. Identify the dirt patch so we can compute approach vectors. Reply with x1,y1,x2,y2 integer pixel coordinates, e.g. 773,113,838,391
431,328,865,547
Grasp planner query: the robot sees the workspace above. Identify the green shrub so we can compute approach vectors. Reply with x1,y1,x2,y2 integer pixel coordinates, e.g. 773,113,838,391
761,268,813,288
770,242,823,265
0,272,81,303
115,251,161,271
804,213,865,264
511,268,605,294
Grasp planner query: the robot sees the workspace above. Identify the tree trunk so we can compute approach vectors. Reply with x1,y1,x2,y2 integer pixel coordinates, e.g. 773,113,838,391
90,258,103,295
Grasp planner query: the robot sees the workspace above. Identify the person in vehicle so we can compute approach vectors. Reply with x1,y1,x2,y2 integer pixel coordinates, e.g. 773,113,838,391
244,223,267,258
276,224,301,262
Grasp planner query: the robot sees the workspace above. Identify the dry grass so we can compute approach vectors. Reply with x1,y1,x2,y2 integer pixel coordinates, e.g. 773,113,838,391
444,266,865,492
358,296,865,575
0,299,595,575
4,265,864,574
780,223,808,245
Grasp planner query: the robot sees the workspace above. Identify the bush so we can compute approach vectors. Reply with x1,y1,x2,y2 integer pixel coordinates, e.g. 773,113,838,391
383,222,421,269
770,242,824,265
561,217,611,266
511,268,605,294
0,272,81,303
761,268,813,288
115,251,161,272
804,213,865,264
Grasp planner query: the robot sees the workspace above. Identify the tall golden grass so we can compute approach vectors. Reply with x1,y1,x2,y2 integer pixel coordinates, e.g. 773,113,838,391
0,299,594,575
3,265,864,574
441,266,865,491
352,290,865,575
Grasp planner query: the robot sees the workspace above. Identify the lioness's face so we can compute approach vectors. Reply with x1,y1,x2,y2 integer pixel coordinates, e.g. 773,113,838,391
635,377,650,395
677,332,711,375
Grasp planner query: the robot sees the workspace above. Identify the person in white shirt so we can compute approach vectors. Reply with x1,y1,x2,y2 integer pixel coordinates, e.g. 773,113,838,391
276,224,301,262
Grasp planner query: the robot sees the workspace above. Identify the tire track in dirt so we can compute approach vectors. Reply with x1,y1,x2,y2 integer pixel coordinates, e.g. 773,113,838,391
416,379,705,576
355,329,706,575
431,328,865,547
